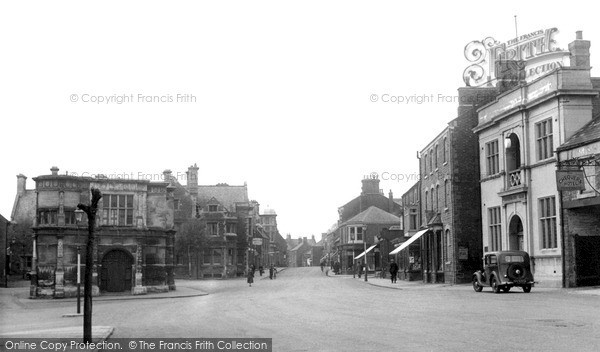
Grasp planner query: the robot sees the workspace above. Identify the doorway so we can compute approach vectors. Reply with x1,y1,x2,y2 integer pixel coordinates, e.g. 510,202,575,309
101,249,133,292
508,215,524,250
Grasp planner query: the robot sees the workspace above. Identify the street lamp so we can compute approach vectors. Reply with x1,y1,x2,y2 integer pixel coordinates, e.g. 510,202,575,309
77,188,102,344
74,209,84,315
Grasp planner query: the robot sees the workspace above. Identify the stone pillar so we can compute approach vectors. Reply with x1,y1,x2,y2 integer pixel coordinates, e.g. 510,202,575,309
166,230,176,290
132,243,146,295
54,237,65,298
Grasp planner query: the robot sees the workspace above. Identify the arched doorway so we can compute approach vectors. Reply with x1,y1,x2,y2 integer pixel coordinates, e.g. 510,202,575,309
101,249,133,292
508,215,524,251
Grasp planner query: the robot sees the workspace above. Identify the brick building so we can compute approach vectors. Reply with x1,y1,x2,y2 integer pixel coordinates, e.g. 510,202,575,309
411,88,497,284
259,208,287,267
328,177,402,273
12,167,176,298
170,165,281,278
396,181,422,280
556,115,600,287
474,32,599,287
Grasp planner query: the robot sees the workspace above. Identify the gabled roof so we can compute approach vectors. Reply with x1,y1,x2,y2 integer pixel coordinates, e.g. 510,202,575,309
290,240,311,252
195,185,249,212
344,206,402,225
558,115,600,151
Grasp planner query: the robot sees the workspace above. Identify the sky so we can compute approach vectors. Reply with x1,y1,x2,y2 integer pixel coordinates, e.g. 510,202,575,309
1,1,598,241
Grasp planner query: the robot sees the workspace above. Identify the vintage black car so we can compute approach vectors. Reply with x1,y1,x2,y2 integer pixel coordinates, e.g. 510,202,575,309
472,250,534,293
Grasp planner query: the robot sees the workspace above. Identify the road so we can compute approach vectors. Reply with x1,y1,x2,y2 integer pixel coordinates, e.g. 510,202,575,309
1,267,599,351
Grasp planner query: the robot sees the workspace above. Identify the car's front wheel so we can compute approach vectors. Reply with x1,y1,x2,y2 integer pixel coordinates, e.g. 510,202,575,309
492,277,502,294
502,286,511,293
472,277,483,292
523,285,532,293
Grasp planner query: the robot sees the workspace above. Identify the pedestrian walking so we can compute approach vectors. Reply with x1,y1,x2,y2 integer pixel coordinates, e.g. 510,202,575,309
389,258,399,283
320,261,325,272
247,270,254,287
358,261,363,278
269,264,275,279
259,265,264,276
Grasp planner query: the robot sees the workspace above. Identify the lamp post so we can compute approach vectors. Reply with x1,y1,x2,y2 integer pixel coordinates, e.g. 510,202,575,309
77,188,102,343
74,209,84,315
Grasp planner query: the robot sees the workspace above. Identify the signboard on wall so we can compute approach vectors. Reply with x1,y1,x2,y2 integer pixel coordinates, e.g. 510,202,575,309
458,246,468,260
556,170,586,191
252,238,263,246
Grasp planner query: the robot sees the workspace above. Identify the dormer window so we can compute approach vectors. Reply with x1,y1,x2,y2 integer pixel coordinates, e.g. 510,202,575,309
208,204,218,212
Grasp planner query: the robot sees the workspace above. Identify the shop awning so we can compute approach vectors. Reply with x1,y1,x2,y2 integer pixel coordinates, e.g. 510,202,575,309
389,229,429,255
354,244,377,260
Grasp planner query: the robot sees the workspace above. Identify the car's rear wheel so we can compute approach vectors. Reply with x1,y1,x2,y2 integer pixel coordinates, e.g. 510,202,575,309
492,277,502,294
472,277,483,292
502,286,511,293
523,285,531,293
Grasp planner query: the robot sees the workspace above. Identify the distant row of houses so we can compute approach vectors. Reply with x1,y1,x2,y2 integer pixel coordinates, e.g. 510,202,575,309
2,164,288,297
323,31,600,288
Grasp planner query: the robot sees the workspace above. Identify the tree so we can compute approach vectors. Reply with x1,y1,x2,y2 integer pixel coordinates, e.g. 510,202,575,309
8,219,33,274
175,219,207,277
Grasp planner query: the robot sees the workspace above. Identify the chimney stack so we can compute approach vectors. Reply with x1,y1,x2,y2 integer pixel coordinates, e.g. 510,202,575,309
50,166,59,176
361,175,380,195
16,174,27,195
186,163,199,192
495,60,525,94
163,169,172,184
569,31,591,68
303,237,307,244
388,189,394,213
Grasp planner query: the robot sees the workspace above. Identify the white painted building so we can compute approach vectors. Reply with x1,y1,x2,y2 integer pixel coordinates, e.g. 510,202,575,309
473,31,598,287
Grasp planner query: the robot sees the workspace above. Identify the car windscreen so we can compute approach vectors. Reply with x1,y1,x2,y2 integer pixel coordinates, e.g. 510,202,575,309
504,255,524,263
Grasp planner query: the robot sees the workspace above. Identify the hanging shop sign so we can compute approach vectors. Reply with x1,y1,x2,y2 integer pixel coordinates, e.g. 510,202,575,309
556,170,586,191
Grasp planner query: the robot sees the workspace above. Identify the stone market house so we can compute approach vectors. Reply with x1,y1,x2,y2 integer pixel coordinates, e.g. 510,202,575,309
474,32,599,287
12,167,176,298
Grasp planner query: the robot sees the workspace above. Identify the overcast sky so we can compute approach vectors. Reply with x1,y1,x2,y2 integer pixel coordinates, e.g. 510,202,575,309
1,1,598,240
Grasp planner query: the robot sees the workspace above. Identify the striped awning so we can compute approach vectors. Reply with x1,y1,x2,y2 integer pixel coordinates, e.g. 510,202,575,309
389,229,429,255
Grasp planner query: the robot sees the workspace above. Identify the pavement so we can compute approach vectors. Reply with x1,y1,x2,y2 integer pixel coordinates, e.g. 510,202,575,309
325,271,600,295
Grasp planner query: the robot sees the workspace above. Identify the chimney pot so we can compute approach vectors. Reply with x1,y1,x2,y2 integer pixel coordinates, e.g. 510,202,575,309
576,31,583,40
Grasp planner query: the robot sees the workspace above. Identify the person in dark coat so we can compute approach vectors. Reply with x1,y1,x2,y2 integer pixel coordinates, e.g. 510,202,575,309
247,270,254,287
269,264,276,279
389,258,399,283
358,261,363,278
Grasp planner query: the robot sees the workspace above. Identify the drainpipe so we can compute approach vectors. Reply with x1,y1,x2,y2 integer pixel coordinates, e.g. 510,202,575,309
556,151,566,288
